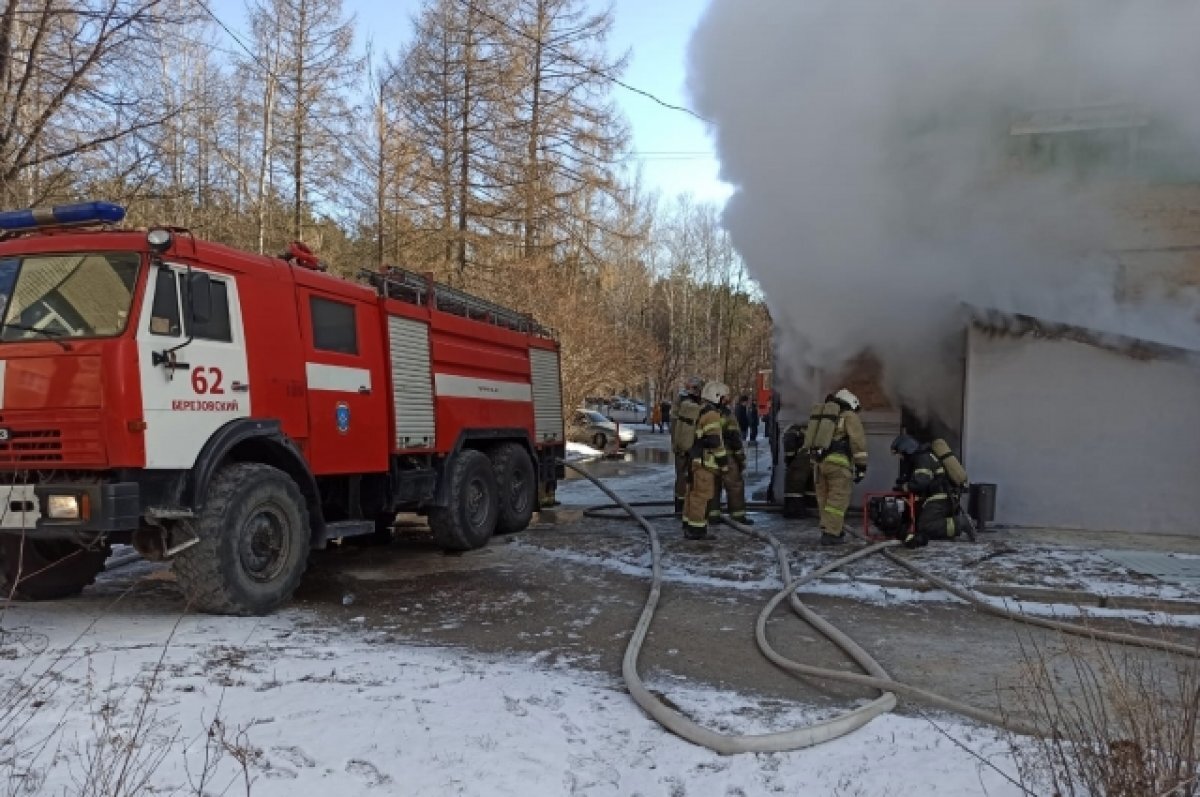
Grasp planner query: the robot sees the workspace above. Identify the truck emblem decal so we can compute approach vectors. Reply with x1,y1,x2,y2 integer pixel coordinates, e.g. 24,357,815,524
0,428,9,442
335,402,351,434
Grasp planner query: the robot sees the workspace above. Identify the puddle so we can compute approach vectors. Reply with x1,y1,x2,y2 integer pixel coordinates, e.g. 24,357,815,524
563,447,673,480
620,448,673,465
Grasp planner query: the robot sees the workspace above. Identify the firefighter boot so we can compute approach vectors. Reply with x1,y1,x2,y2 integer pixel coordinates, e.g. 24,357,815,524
782,496,805,519
730,512,755,526
819,532,846,547
684,523,709,540
674,498,684,515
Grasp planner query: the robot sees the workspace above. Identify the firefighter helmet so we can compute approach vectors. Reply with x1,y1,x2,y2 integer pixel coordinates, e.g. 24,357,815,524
701,381,730,406
683,375,704,396
890,434,919,456
834,388,861,412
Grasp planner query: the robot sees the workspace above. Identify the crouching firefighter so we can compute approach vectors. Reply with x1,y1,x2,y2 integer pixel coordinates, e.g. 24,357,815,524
683,381,730,540
813,389,867,546
671,376,705,515
890,434,969,548
781,421,813,519
709,390,753,525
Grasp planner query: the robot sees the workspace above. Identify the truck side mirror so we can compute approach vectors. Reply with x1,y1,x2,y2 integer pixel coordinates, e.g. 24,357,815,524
187,271,214,325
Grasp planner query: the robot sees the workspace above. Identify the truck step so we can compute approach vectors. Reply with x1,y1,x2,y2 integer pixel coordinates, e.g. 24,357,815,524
321,520,377,543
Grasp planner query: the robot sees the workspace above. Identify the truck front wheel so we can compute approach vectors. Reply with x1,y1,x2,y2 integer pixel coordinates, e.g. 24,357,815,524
0,538,108,600
429,449,498,551
173,463,310,616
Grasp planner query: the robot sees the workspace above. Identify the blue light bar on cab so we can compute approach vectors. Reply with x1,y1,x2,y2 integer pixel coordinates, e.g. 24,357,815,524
0,201,126,232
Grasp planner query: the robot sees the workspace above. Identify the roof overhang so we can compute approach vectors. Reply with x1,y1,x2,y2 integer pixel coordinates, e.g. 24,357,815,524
967,306,1199,362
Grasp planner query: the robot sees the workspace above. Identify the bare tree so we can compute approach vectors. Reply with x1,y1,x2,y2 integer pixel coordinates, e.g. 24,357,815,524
398,0,518,280
499,0,630,262
0,0,187,204
247,0,358,242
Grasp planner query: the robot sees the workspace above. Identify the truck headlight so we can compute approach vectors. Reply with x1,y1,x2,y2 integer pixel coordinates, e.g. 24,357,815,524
47,495,80,520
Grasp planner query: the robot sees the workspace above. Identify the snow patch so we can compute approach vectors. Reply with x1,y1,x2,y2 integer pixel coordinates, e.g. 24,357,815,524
0,608,1022,796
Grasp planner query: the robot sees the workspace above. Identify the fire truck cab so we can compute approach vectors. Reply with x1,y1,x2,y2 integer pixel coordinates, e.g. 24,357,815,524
0,202,565,614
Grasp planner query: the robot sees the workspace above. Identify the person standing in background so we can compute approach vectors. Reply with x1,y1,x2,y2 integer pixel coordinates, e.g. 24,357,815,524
734,395,751,439
651,402,663,433
748,400,760,443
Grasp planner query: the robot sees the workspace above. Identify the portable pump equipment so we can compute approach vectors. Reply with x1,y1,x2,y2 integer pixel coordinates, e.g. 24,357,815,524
0,201,565,615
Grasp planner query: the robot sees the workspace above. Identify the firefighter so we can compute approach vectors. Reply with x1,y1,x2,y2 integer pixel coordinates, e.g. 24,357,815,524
781,421,813,519
683,381,729,540
890,434,966,548
814,388,867,546
670,376,705,515
709,391,753,525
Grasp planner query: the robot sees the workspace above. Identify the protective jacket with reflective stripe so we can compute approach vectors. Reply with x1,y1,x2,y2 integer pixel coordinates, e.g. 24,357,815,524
826,411,867,470
695,405,727,471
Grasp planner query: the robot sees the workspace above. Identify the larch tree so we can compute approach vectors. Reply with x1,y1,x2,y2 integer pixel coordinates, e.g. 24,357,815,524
502,0,629,263
249,0,359,242
398,0,514,281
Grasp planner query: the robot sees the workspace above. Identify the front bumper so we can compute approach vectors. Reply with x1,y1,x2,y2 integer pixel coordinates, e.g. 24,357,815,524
0,481,140,538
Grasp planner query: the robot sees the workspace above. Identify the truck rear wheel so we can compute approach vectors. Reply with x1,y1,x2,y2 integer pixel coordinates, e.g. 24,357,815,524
0,538,108,600
173,463,310,616
490,443,535,535
429,449,498,551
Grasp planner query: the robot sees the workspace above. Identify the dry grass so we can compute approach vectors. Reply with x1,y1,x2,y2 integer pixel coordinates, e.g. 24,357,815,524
0,601,258,795
1003,630,1200,797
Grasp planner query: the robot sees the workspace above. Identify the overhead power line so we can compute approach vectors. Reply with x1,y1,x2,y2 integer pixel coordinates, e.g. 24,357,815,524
456,0,712,125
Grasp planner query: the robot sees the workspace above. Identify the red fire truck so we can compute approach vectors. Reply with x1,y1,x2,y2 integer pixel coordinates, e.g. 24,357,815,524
0,202,565,615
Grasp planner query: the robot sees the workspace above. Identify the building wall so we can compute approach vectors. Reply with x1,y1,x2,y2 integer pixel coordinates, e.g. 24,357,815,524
963,328,1200,534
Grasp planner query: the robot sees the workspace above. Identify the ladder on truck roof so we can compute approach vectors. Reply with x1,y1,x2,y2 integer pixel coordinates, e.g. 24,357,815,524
359,266,555,340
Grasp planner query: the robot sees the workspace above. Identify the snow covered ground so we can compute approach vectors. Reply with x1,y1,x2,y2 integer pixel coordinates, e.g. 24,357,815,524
0,601,1022,797
1,450,1191,795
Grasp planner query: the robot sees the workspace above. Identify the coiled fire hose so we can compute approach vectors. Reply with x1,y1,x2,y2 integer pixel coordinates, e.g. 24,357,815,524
563,462,1199,755
566,461,898,753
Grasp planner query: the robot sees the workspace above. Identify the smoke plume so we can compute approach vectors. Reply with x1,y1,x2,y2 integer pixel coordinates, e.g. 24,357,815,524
687,0,1200,420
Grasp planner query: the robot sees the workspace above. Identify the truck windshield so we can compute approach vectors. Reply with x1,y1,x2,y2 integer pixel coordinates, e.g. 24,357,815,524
0,252,140,342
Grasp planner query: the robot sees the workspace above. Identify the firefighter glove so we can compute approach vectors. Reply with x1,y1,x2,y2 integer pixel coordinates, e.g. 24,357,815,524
854,464,867,484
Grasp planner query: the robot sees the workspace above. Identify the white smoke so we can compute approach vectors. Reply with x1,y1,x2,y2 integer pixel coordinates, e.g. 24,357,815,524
687,0,1200,420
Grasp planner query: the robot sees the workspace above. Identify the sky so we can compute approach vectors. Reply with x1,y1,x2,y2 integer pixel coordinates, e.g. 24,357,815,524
207,0,730,204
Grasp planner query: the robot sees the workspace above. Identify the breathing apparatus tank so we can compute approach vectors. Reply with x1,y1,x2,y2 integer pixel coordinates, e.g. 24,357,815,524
800,403,823,451
931,439,968,487
671,396,702,455
804,400,843,459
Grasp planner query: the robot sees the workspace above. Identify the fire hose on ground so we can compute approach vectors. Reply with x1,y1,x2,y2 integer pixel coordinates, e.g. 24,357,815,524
562,461,1200,755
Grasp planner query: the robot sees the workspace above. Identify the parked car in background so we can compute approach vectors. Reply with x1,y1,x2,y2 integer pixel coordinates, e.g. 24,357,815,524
568,409,638,450
603,398,648,424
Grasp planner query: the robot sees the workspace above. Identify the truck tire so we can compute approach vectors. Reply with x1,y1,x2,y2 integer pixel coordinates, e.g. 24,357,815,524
173,462,310,616
429,449,498,551
592,432,607,450
490,443,535,535
0,538,108,600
